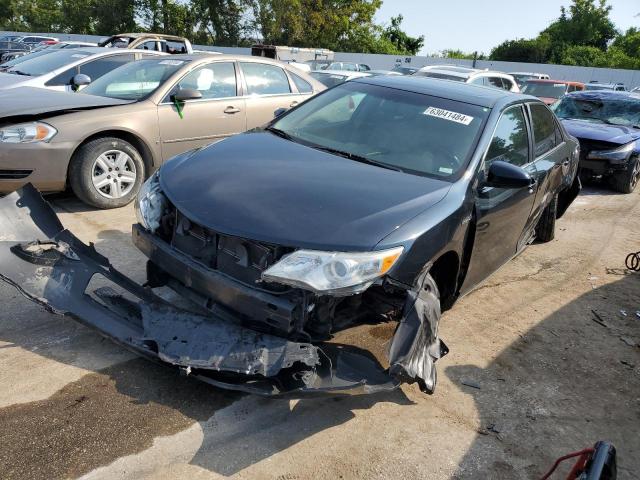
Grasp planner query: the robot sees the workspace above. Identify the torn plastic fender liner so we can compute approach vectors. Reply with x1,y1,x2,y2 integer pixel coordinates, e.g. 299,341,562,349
388,273,448,394
0,184,399,396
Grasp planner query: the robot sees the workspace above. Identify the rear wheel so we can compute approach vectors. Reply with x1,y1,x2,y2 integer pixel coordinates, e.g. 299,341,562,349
535,193,557,243
609,155,640,194
69,137,145,209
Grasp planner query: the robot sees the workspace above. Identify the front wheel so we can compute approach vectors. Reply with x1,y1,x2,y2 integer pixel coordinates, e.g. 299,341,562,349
609,155,640,194
535,193,557,243
69,137,145,209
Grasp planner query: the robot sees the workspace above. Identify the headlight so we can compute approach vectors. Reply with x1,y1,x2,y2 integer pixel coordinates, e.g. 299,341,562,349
262,247,404,295
0,122,57,143
135,171,167,232
587,141,636,162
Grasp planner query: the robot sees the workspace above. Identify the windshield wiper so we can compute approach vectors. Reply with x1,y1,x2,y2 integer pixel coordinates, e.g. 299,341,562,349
265,126,294,141
7,70,30,76
311,145,404,172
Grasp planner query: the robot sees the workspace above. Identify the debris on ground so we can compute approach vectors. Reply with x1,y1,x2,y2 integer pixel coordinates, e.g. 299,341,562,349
461,380,481,390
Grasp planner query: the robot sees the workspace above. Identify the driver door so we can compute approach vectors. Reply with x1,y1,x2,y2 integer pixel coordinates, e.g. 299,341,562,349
157,61,246,161
461,104,539,293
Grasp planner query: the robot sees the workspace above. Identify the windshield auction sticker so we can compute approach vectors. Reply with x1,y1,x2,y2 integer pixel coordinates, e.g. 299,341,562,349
423,107,474,125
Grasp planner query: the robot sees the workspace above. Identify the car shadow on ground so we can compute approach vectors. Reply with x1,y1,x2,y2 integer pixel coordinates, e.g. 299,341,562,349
446,272,640,479
0,229,412,479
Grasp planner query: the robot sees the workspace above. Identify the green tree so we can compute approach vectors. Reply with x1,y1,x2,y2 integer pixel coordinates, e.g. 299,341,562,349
490,35,551,63
543,0,616,51
612,27,640,58
382,15,423,55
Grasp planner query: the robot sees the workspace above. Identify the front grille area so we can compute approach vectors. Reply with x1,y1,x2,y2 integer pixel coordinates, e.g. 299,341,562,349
161,206,293,291
0,169,32,180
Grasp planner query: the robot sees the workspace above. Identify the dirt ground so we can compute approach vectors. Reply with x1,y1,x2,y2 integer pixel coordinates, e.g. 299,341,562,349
0,185,638,480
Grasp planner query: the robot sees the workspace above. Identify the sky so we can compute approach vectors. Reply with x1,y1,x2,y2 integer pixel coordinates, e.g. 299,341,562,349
376,0,639,56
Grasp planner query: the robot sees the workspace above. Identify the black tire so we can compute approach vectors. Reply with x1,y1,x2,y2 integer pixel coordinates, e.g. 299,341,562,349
535,193,557,243
69,137,145,209
609,155,640,194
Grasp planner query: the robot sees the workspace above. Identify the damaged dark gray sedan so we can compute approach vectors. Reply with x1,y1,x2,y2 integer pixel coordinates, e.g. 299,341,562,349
0,77,580,396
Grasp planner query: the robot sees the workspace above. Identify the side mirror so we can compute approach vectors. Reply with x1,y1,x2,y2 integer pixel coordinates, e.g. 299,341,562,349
274,107,288,118
486,160,535,188
171,88,202,102
71,73,91,90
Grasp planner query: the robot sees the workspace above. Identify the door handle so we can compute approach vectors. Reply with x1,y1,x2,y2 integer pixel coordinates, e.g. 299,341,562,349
224,106,241,114
289,101,299,108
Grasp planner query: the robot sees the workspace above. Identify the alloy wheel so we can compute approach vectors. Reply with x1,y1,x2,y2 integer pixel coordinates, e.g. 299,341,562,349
91,150,137,199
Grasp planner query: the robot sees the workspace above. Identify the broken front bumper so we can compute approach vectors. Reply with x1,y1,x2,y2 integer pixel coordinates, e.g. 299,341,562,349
0,185,402,396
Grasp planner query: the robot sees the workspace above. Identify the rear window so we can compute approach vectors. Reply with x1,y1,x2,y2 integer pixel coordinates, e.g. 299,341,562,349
310,72,348,88
522,82,568,99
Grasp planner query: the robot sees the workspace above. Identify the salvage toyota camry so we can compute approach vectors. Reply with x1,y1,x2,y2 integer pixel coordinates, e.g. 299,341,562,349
0,76,580,396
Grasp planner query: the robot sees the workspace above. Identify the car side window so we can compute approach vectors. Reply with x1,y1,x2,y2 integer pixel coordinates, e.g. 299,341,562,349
486,77,505,90
485,106,530,168
172,62,237,99
502,78,514,91
469,77,484,86
45,66,77,86
289,72,313,93
240,62,291,95
359,64,370,71
79,54,135,81
139,40,159,51
530,103,559,157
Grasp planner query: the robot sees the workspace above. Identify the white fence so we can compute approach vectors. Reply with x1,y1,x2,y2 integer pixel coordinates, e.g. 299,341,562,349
3,30,639,88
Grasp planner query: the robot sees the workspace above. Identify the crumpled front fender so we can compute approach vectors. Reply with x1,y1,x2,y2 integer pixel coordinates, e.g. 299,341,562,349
0,185,400,397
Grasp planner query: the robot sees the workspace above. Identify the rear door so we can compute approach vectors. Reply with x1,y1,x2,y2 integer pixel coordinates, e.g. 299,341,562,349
157,61,246,161
526,103,570,223
461,104,539,292
239,61,308,129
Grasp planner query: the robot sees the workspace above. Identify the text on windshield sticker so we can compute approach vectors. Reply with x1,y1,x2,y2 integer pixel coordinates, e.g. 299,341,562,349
423,107,474,125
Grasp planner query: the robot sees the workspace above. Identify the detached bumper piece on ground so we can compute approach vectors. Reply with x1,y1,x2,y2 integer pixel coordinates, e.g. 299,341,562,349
0,185,438,396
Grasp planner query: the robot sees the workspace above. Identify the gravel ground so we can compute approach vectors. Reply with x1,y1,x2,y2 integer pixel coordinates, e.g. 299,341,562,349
0,185,638,480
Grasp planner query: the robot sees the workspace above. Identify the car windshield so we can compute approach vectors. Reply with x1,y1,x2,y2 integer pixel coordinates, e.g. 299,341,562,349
5,49,94,76
511,74,536,84
328,62,357,71
0,49,54,68
81,58,187,100
521,82,567,98
271,81,489,179
310,72,348,87
554,96,640,127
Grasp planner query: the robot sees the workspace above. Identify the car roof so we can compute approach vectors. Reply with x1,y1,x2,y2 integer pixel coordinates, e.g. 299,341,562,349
587,82,622,87
526,79,584,86
110,33,189,42
566,90,640,100
353,76,532,108
312,69,370,77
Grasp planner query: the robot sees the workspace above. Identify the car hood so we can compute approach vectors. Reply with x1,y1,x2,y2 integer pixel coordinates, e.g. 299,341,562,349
561,118,640,146
160,132,452,251
0,72,26,89
0,87,132,119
